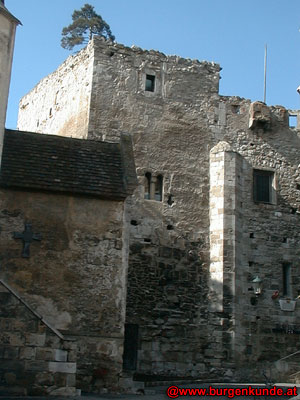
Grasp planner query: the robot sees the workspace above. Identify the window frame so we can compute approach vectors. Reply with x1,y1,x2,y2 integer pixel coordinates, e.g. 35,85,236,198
144,172,151,200
143,172,163,202
145,74,155,92
253,168,276,204
154,174,163,201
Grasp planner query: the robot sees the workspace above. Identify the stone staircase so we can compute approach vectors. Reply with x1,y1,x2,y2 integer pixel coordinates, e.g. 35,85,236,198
0,279,80,396
119,371,145,394
271,350,300,384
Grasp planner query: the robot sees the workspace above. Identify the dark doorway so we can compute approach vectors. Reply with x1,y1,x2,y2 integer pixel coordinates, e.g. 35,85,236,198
123,323,139,370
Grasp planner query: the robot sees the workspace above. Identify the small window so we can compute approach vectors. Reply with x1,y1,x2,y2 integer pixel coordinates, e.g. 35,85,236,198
145,74,155,92
289,114,297,128
155,175,163,201
253,169,275,203
232,105,241,114
144,172,151,199
144,172,163,201
282,263,291,297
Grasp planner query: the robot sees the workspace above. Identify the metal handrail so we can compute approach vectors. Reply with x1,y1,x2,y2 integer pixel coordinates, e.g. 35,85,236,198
276,350,300,363
0,279,65,340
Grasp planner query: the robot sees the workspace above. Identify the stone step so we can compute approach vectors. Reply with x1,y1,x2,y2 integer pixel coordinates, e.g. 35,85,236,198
119,376,145,393
289,371,300,384
47,386,80,396
273,360,300,382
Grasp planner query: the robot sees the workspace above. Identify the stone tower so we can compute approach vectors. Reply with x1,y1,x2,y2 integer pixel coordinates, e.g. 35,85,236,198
0,1,20,164
17,36,300,385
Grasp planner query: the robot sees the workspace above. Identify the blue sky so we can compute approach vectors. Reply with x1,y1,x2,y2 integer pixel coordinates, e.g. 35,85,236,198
5,0,300,129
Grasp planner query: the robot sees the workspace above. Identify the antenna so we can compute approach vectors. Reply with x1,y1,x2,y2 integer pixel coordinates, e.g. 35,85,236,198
264,44,267,104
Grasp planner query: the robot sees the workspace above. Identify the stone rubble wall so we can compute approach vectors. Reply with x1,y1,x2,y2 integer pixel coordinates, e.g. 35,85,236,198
0,189,127,392
0,283,77,396
88,37,220,143
17,42,94,139
16,37,300,383
88,39,227,379
17,38,223,379
220,97,300,380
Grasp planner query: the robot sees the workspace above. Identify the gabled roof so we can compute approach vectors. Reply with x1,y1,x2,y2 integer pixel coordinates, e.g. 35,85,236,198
0,129,137,200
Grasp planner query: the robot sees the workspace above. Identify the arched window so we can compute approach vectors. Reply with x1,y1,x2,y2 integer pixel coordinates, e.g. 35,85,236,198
155,175,163,201
144,172,151,199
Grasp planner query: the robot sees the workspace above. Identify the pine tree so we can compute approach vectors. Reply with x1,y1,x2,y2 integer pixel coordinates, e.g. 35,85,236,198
61,4,115,50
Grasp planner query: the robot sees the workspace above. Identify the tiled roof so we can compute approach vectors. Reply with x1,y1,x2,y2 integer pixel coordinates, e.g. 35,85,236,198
0,129,137,200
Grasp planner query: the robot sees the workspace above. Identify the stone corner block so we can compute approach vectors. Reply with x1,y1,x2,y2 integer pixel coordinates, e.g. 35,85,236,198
210,141,233,154
25,333,46,347
48,361,76,374
48,386,77,396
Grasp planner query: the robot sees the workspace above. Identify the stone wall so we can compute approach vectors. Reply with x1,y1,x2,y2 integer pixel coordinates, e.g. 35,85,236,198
0,188,128,391
88,39,234,380
0,281,77,396
0,5,19,163
220,99,300,380
17,39,222,378
16,38,300,383
126,233,208,378
18,42,94,139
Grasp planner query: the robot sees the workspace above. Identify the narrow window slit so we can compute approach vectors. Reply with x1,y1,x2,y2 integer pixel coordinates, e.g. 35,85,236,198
144,172,151,199
155,175,163,201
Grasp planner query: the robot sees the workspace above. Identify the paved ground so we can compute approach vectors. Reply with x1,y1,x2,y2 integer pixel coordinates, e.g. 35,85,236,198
2,383,300,400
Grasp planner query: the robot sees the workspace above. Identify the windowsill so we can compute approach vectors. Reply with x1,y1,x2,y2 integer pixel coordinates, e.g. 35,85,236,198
253,201,276,207
144,199,162,203
144,90,156,97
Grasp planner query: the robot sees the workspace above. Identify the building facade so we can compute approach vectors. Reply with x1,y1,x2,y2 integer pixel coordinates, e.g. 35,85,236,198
0,0,20,163
17,36,300,386
0,5,138,394
0,129,137,395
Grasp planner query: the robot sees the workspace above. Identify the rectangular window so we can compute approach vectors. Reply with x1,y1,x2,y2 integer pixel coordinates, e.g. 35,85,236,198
289,114,297,128
145,74,155,92
144,172,151,199
253,169,275,203
282,263,291,297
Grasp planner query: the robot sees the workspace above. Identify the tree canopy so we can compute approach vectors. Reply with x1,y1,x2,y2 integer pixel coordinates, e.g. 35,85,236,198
61,4,115,50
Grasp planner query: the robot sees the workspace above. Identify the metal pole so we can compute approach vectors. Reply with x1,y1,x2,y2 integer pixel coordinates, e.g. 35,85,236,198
264,44,267,104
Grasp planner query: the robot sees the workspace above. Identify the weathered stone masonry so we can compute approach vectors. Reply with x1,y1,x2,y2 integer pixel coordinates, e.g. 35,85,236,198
0,280,77,396
17,36,300,384
0,129,137,394
0,1,20,163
